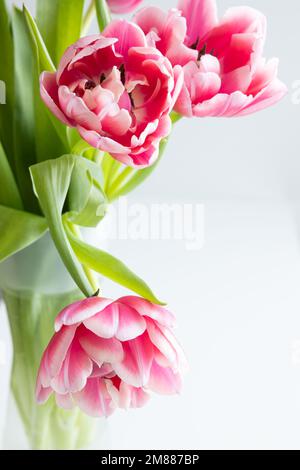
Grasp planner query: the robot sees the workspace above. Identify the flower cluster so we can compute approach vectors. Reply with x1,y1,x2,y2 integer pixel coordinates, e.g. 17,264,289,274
36,296,187,417
41,0,286,168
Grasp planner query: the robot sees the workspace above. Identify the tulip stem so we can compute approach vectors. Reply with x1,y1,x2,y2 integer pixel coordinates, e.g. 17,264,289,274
81,0,96,37
65,220,100,295
105,114,182,201
106,167,135,200
170,111,183,124
108,137,170,201
95,0,112,33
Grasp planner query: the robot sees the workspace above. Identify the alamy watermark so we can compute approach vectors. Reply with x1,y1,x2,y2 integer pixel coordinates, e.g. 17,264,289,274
97,197,205,251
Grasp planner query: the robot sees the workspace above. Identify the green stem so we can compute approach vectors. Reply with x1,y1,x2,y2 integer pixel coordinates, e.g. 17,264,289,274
170,111,183,124
108,137,170,201
107,167,134,200
66,220,100,294
103,155,122,193
81,0,96,36
107,115,184,201
95,0,111,32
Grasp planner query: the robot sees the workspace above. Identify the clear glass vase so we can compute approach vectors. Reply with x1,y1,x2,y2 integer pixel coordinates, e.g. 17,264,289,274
0,230,109,450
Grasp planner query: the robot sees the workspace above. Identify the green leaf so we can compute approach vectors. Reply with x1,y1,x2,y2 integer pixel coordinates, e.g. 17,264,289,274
95,0,111,32
23,6,55,73
22,6,68,163
0,205,48,263
68,157,107,227
12,7,39,213
30,155,95,297
0,142,23,210
65,223,165,305
36,0,85,66
0,0,15,165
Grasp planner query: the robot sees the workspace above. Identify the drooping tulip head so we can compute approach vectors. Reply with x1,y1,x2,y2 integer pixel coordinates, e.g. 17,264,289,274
36,296,187,417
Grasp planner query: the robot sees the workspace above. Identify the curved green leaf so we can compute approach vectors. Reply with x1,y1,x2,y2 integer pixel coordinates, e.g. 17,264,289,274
22,6,68,156
0,0,14,163
30,155,94,297
68,158,107,227
0,205,48,263
23,6,55,73
0,142,23,210
12,7,39,212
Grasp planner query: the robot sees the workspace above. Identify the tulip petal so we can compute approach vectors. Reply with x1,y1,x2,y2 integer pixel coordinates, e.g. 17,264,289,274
74,378,115,417
204,7,266,59
55,297,113,332
118,381,150,409
51,338,93,394
103,20,146,57
36,380,52,405
107,0,143,15
39,325,77,386
79,328,124,365
55,393,74,410
84,302,120,339
119,296,175,327
235,78,287,117
116,303,147,341
148,360,182,395
130,386,150,408
178,0,218,47
40,72,73,126
57,35,101,83
146,319,178,368
247,58,279,96
113,333,154,387
58,86,102,133
221,65,252,94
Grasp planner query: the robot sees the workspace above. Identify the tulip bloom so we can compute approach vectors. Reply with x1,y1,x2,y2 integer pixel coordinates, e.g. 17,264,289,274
40,21,182,167
36,296,187,418
108,0,143,14
135,0,287,117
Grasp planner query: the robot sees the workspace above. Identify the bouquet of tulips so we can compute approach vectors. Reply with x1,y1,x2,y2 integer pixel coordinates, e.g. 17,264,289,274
0,0,286,450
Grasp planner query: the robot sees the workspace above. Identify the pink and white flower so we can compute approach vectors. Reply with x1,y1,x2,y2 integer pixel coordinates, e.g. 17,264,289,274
36,296,187,418
135,0,287,117
40,21,183,167
107,0,143,14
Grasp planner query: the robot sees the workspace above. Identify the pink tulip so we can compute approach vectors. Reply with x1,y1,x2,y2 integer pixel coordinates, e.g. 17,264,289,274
40,21,183,167
36,296,187,417
107,0,143,14
135,0,287,117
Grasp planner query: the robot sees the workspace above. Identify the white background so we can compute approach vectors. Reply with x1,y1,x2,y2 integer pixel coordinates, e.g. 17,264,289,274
2,0,300,450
